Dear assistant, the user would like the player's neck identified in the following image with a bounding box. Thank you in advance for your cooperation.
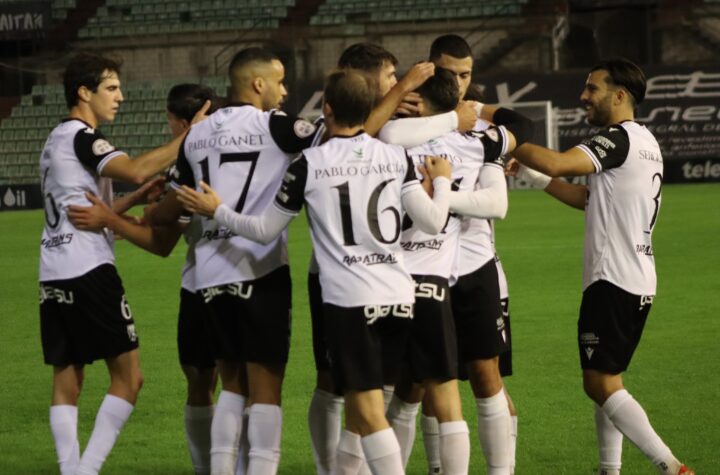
[232,91,262,110]
[327,123,363,138]
[608,106,634,126]
[68,105,99,129]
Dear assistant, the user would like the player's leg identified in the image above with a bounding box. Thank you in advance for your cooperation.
[76,348,143,475]
[42,286,84,475]
[420,401,442,475]
[579,281,693,475]
[424,379,470,475]
[179,288,219,475]
[345,389,404,475]
[307,271,344,475]
[386,372,423,468]
[498,297,518,475]
[211,360,247,475]
[452,263,511,475]
[51,365,84,475]
[242,266,291,475]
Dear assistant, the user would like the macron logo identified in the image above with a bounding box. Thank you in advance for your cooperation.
[585,347,595,360]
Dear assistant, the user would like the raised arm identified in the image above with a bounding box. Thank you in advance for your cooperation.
[402,156,452,234]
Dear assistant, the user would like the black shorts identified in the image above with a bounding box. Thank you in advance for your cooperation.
[450,260,507,367]
[578,280,652,374]
[408,275,458,383]
[324,303,412,392]
[498,297,513,377]
[200,265,291,365]
[308,272,331,372]
[177,287,215,370]
[40,263,139,366]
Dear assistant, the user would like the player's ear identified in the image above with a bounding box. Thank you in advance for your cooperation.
[252,76,264,95]
[614,88,626,106]
[78,85,93,104]
[322,101,333,119]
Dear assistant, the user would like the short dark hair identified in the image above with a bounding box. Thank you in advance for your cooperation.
[63,53,122,109]
[463,83,486,102]
[591,58,646,105]
[166,84,220,122]
[416,67,460,114]
[337,43,398,72]
[429,35,473,61]
[324,69,375,128]
[228,47,279,76]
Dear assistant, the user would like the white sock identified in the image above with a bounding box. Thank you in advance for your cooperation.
[510,415,518,475]
[602,390,681,475]
[211,391,245,475]
[595,404,622,473]
[386,396,420,468]
[383,385,394,413]
[247,403,282,475]
[421,415,442,475]
[308,389,344,475]
[185,405,214,475]
[236,407,250,475]
[50,405,80,475]
[361,428,404,475]
[335,430,365,475]
[75,395,134,475]
[476,390,511,475]
[439,421,470,475]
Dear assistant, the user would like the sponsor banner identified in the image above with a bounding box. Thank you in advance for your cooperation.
[0,2,49,39]
[475,66,720,183]
[0,184,42,210]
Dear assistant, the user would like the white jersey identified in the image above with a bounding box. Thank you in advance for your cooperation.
[170,103,317,289]
[39,119,126,281]
[274,132,421,307]
[452,119,503,277]
[402,125,509,279]
[576,121,662,295]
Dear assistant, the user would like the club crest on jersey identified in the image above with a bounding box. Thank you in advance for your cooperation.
[293,120,317,139]
[484,129,499,142]
[92,139,115,156]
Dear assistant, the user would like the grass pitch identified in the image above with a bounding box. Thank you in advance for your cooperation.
[0,184,718,474]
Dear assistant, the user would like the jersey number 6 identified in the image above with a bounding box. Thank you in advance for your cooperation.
[333,179,401,246]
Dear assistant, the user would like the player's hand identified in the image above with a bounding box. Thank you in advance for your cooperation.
[396,92,423,117]
[455,101,478,132]
[190,100,212,125]
[398,62,435,93]
[424,155,452,181]
[505,157,520,176]
[67,192,113,232]
[416,163,434,197]
[510,160,552,189]
[176,181,222,218]
[130,175,166,205]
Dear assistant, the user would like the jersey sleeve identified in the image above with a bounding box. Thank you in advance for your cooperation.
[73,127,125,174]
[268,111,319,154]
[465,125,509,168]
[168,136,196,190]
[274,155,308,215]
[575,126,630,172]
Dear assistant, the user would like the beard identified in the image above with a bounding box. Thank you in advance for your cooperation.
[586,94,613,126]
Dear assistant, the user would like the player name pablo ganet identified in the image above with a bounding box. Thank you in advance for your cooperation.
[187,134,265,152]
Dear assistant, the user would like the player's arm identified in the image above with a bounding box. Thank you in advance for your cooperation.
[449,165,508,219]
[144,138,195,226]
[111,176,166,214]
[402,155,452,234]
[364,62,435,136]
[377,101,478,148]
[94,101,210,185]
[448,108,534,218]
[68,193,184,256]
[176,156,308,244]
[269,112,320,154]
[510,161,587,210]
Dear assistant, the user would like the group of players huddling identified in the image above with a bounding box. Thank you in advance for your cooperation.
[39,33,694,475]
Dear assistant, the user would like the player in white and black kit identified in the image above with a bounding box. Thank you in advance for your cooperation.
[176,69,453,475]
[68,83,221,475]
[147,47,320,475]
[512,58,694,475]
[40,53,204,475]
[381,68,533,475]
